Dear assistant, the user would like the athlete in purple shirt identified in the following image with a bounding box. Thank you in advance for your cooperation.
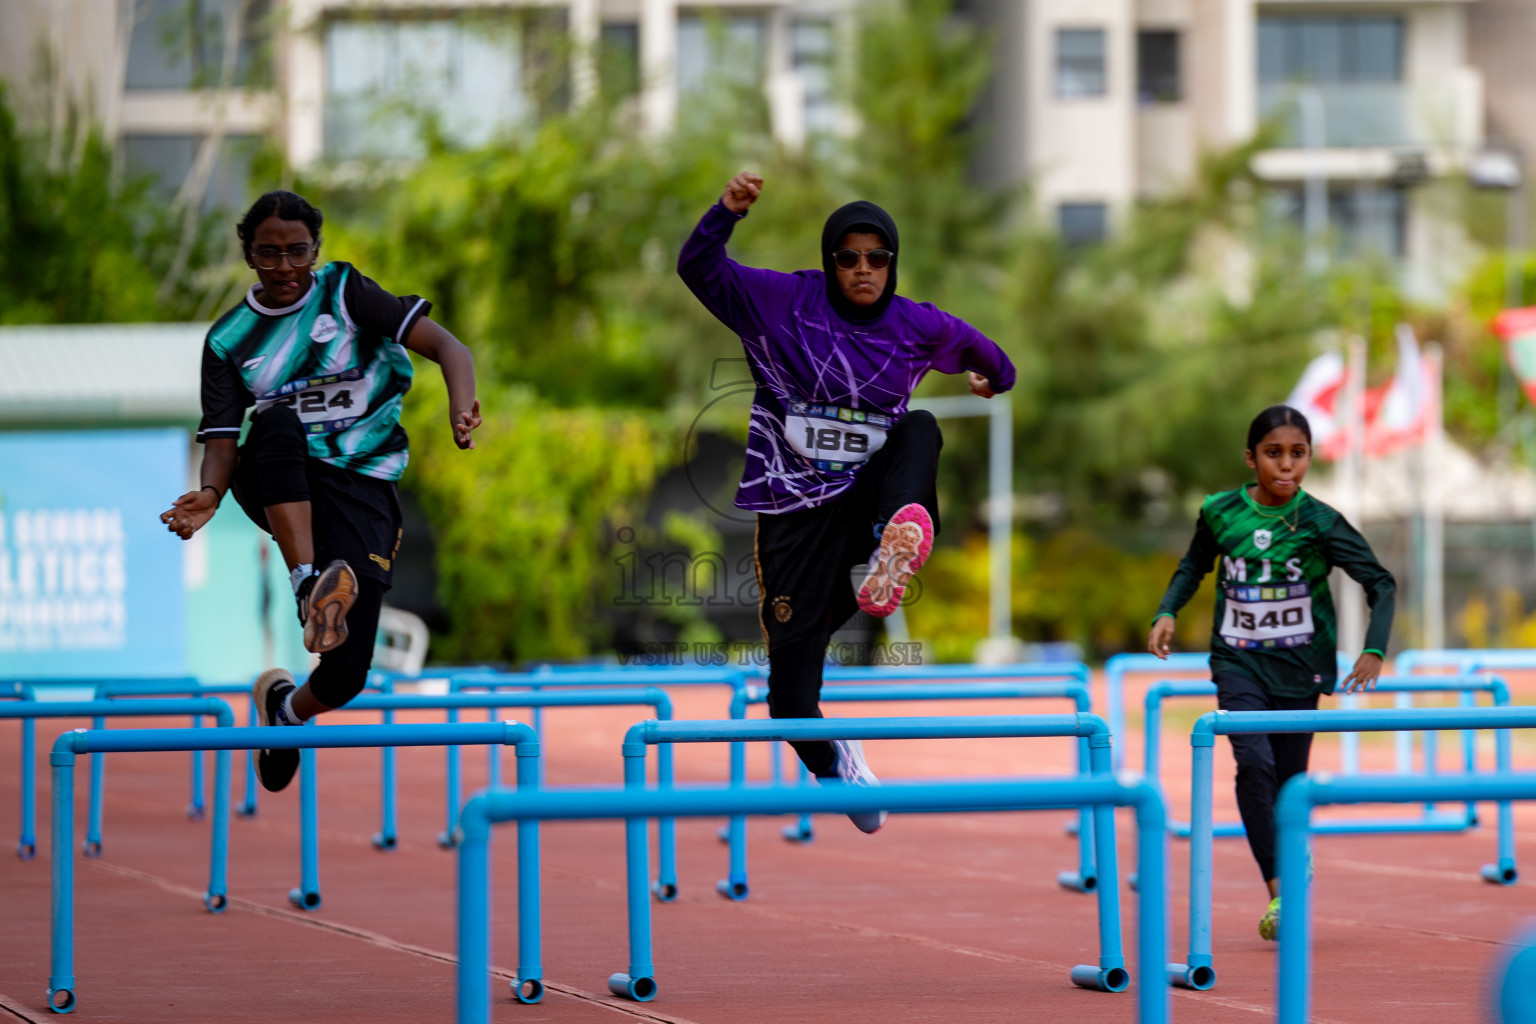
[679,171,1016,833]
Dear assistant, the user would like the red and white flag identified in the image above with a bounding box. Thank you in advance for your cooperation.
[1287,350,1349,459]
[1493,306,1536,405]
[1362,324,1435,457]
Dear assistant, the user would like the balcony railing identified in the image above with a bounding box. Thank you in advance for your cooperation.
[1258,83,1411,148]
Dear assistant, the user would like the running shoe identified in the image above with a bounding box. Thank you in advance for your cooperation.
[298,560,358,654]
[831,738,887,834]
[253,668,302,793]
[1259,896,1281,941]
[856,503,933,618]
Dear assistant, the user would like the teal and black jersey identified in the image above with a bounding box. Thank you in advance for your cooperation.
[195,262,430,481]
[1155,487,1396,698]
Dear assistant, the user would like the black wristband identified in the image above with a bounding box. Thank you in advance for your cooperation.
[201,484,223,505]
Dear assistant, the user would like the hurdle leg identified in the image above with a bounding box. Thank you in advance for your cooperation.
[19,717,36,860]
[439,708,462,848]
[782,760,815,843]
[47,748,77,1013]
[1460,690,1479,825]
[1275,800,1314,1024]
[1133,793,1171,1024]
[718,737,749,900]
[653,739,678,902]
[486,707,502,788]
[511,743,544,1003]
[611,747,658,1001]
[84,717,105,857]
[289,747,321,910]
[456,807,493,1024]
[1168,737,1216,989]
[206,749,231,912]
[1070,738,1126,991]
[238,694,259,817]
[187,715,206,821]
[1482,725,1518,885]
[373,708,398,850]
[1058,735,1096,892]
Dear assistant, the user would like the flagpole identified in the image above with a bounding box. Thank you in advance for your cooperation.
[1337,336,1367,775]
[1424,343,1445,650]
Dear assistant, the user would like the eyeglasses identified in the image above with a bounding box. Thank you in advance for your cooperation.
[831,248,893,271]
[251,244,320,270]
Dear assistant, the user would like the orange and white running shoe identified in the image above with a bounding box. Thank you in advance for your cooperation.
[856,502,933,618]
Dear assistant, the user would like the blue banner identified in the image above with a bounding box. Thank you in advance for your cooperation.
[0,429,187,677]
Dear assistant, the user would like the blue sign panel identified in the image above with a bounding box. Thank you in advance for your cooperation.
[0,429,187,677]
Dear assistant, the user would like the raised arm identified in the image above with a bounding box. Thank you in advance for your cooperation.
[677,172,799,334]
[405,318,481,450]
[928,311,1017,397]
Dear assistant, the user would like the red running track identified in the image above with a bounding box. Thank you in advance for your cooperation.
[1,675,1534,1023]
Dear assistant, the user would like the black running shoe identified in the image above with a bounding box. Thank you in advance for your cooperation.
[298,560,358,654]
[253,668,301,793]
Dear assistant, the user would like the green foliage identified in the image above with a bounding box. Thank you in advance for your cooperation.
[400,371,665,661]
[0,85,163,323]
[905,529,1213,662]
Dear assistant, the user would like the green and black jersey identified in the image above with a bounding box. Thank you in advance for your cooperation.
[1155,486,1396,698]
[195,262,430,481]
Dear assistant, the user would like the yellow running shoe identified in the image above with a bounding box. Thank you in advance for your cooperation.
[1259,897,1281,941]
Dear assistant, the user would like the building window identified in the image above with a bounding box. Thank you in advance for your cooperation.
[1058,202,1108,247]
[323,15,532,162]
[1137,30,1180,104]
[677,12,767,95]
[1055,29,1106,98]
[121,134,259,212]
[1258,16,1404,85]
[792,18,837,136]
[126,0,271,90]
[1268,185,1407,258]
[1257,15,1407,147]
[599,22,640,103]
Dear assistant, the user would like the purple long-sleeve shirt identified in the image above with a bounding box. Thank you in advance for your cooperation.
[679,202,1017,514]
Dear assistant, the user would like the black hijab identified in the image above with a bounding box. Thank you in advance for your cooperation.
[820,200,899,323]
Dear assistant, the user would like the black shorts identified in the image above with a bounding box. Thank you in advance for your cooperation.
[230,410,403,588]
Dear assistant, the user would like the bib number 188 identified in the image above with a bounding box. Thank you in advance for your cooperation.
[804,426,868,454]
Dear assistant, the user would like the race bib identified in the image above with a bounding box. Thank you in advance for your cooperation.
[784,401,891,472]
[256,368,366,434]
[1220,582,1315,650]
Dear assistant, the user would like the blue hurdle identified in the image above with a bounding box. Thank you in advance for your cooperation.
[45,719,539,1015]
[727,679,1102,893]
[1275,772,1536,1024]
[1171,705,1528,992]
[1142,674,1508,838]
[2,698,233,860]
[456,775,1170,1023]
[341,689,681,900]
[619,714,1131,992]
[1103,652,1210,771]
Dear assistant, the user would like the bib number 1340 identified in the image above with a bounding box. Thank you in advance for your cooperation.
[1219,583,1315,650]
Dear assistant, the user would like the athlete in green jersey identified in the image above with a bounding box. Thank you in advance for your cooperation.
[1148,404,1395,940]
[160,190,482,793]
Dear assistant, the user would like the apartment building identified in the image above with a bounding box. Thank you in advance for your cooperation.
[3,0,1532,296]
[976,0,1535,298]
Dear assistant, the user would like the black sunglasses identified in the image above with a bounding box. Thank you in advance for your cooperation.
[831,248,893,271]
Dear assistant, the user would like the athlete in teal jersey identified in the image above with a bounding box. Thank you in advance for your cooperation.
[199,259,420,481]
[1148,405,1394,940]
[161,191,482,793]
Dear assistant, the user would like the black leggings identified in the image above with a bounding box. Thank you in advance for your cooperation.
[755,410,942,777]
[1214,671,1319,883]
[230,406,384,710]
